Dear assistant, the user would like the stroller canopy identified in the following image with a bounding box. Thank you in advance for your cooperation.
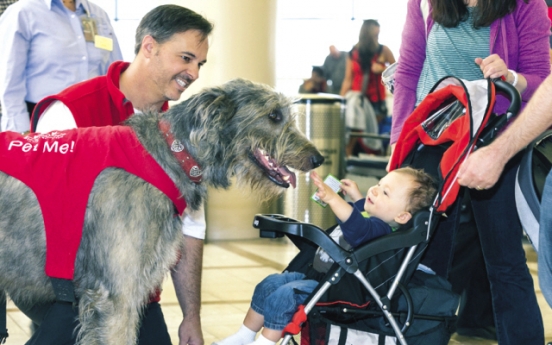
[390,77,496,212]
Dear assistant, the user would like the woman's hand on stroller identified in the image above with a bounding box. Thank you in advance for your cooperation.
[475,54,526,92]
[457,144,508,190]
[475,54,508,80]
[340,179,364,202]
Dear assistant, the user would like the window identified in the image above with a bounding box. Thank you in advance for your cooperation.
[91,0,157,61]
[275,0,407,95]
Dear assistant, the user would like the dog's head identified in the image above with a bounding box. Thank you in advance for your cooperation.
[165,78,324,198]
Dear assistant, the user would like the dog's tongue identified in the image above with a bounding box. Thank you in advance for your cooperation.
[253,149,297,188]
[278,166,296,188]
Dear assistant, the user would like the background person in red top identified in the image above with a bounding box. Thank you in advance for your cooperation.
[25,5,213,345]
[340,19,395,156]
[341,20,396,121]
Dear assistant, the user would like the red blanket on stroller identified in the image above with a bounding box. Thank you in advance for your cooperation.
[389,77,496,212]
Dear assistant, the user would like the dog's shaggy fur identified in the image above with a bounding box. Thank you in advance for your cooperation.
[0,79,324,344]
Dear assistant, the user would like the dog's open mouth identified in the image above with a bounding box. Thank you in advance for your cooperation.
[250,148,297,188]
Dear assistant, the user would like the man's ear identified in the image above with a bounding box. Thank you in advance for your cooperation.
[395,211,412,225]
[140,35,156,58]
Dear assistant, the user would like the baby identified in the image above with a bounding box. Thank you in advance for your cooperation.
[213,167,436,345]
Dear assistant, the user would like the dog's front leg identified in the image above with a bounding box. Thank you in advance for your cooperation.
[74,171,183,345]
[77,287,142,345]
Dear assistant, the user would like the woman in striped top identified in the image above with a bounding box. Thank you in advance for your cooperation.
[391,0,550,344]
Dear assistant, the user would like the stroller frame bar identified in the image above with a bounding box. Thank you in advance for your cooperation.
[353,270,408,345]
[280,267,410,345]
[387,244,419,300]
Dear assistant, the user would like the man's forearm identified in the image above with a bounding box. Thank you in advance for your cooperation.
[491,74,552,161]
[171,235,203,318]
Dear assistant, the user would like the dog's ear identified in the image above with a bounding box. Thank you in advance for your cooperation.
[187,90,237,143]
[184,89,237,189]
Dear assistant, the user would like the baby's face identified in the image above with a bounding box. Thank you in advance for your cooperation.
[364,171,413,225]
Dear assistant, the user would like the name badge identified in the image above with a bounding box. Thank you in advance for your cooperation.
[80,17,97,43]
[94,35,113,51]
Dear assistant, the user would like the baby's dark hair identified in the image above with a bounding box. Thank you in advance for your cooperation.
[393,167,437,214]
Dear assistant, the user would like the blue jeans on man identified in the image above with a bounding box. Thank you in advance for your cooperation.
[468,153,543,345]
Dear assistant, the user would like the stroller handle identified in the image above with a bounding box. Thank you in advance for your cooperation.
[492,78,521,120]
[477,78,521,147]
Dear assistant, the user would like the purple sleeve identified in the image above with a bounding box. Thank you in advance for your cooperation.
[391,0,428,144]
[339,199,392,248]
[511,0,551,103]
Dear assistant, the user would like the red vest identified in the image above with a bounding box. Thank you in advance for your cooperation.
[31,61,168,131]
[0,127,186,280]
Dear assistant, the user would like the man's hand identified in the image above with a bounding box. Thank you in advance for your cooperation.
[178,315,204,345]
[457,145,508,190]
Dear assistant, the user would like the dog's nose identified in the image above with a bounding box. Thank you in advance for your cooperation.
[311,153,325,168]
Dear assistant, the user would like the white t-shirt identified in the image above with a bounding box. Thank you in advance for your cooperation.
[36,101,207,239]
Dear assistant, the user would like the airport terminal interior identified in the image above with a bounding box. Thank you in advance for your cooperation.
[1,0,552,344]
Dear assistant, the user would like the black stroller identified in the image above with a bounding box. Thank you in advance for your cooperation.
[253,77,521,345]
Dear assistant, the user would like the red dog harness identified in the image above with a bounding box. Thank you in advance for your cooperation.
[0,127,186,280]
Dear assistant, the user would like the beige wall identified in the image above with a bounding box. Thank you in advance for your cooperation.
[167,0,280,241]
[167,0,277,93]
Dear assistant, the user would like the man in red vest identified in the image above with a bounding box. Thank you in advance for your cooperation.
[25,5,213,345]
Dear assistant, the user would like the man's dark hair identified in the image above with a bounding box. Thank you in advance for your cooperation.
[134,5,214,55]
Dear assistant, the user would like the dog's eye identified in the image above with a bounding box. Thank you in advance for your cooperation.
[268,111,282,123]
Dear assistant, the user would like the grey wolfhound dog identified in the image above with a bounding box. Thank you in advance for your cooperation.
[0,78,324,344]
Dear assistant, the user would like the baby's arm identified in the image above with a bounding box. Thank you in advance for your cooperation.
[311,171,353,222]
[339,179,364,202]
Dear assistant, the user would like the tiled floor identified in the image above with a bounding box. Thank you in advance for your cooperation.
[5,238,551,345]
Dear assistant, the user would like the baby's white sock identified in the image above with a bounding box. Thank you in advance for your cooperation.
[246,334,277,345]
[212,324,257,345]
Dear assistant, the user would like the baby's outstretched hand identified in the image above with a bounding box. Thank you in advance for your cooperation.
[340,179,363,202]
[311,171,338,204]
